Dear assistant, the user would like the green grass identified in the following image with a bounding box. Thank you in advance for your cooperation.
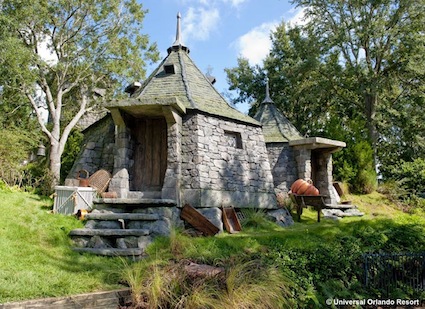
[2,187,425,306]
[0,188,123,303]
[144,192,425,306]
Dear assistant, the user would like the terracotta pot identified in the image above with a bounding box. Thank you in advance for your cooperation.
[77,169,90,187]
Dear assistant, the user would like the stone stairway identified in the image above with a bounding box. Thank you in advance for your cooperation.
[322,202,364,219]
[69,198,179,258]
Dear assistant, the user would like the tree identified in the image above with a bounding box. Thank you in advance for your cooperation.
[0,0,159,187]
[292,0,425,164]
[226,0,425,186]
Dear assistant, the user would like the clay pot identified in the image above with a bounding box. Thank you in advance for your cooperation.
[77,169,89,187]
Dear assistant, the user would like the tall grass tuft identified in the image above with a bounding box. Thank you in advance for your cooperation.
[121,256,294,309]
[220,259,293,309]
[120,258,174,309]
[120,259,148,306]
[240,208,278,231]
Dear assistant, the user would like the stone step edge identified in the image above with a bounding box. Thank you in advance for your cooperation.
[85,213,160,221]
[324,203,356,209]
[72,247,144,256]
[93,198,177,206]
[69,228,150,237]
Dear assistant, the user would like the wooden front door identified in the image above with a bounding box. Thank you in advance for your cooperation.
[131,117,168,191]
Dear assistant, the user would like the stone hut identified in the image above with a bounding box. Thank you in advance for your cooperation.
[253,79,345,205]
[67,14,346,212]
[66,13,277,210]
[63,13,348,256]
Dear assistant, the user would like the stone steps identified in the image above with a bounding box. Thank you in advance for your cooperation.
[70,198,179,258]
[84,212,159,221]
[72,247,144,257]
[70,228,150,237]
[324,203,355,209]
[93,198,177,207]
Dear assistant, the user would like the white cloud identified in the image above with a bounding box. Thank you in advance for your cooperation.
[37,35,58,65]
[183,7,220,42]
[221,0,248,7]
[287,7,308,27]
[181,0,248,8]
[232,8,310,66]
[233,21,277,65]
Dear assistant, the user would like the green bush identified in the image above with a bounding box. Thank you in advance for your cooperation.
[379,159,425,211]
[389,158,425,195]
[0,128,37,187]
[22,161,54,196]
[60,129,83,183]
[334,140,377,194]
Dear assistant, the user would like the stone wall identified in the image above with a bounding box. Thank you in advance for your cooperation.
[314,151,338,204]
[293,148,338,205]
[266,143,298,195]
[65,115,115,186]
[181,113,277,209]
[294,148,312,180]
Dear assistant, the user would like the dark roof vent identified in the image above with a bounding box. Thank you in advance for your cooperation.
[207,75,216,85]
[164,63,176,74]
[124,81,142,95]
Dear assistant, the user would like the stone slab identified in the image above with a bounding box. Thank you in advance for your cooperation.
[93,198,176,206]
[84,213,160,221]
[69,228,150,237]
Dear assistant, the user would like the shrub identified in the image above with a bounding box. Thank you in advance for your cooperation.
[0,128,53,194]
[60,129,83,183]
[335,140,377,194]
[0,128,36,187]
[388,158,425,195]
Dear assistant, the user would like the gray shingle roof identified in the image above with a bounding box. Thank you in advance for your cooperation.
[107,13,259,125]
[253,82,303,142]
[125,47,259,125]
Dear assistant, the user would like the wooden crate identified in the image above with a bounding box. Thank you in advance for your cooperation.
[53,186,96,215]
[180,204,219,236]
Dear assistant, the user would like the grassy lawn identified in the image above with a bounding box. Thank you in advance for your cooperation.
[1,186,424,306]
[0,188,124,303]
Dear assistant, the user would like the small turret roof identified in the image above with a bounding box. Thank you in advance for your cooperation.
[253,78,303,142]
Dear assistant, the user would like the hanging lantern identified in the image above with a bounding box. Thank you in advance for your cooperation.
[37,143,46,156]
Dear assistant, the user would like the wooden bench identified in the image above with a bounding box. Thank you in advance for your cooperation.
[290,194,328,222]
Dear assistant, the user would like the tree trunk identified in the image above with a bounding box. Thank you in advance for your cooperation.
[49,140,61,188]
[365,92,378,166]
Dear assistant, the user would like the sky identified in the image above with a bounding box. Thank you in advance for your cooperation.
[140,0,306,114]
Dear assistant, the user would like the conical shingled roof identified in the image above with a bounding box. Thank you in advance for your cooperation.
[111,13,259,126]
[253,79,303,142]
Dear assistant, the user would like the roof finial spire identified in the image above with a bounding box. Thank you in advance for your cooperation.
[173,12,182,47]
[262,76,274,104]
[168,12,189,54]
